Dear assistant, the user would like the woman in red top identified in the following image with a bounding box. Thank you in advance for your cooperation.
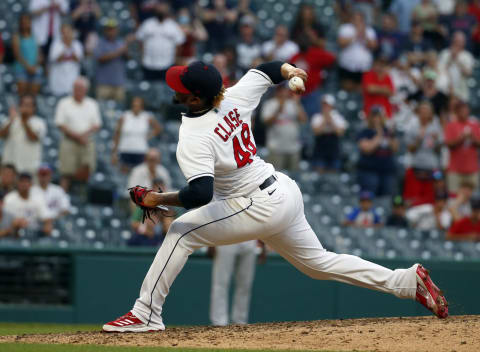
[447,197,480,241]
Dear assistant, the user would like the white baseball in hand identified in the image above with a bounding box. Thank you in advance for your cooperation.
[288,76,305,92]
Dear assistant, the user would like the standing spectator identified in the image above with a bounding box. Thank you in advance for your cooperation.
[440,1,475,46]
[29,0,69,58]
[136,2,185,81]
[0,165,17,195]
[344,191,382,228]
[403,101,443,206]
[404,21,432,68]
[290,40,336,117]
[377,14,405,62]
[94,19,132,103]
[0,192,21,238]
[48,23,84,96]
[55,77,102,191]
[406,191,452,230]
[129,0,159,27]
[0,95,46,175]
[176,7,208,65]
[386,195,409,228]
[438,31,474,102]
[389,0,421,34]
[70,0,101,52]
[412,0,444,50]
[128,178,172,246]
[362,54,395,118]
[444,101,480,194]
[31,164,70,219]
[209,241,263,326]
[127,148,172,192]
[262,25,299,62]
[260,85,307,171]
[447,196,480,241]
[112,97,162,172]
[311,95,348,173]
[407,70,449,121]
[469,0,480,55]
[357,106,398,196]
[291,4,325,49]
[13,13,42,96]
[235,15,261,73]
[337,12,377,91]
[200,0,238,53]
[3,173,53,235]
[448,181,474,222]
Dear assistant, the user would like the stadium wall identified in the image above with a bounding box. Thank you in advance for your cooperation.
[0,247,478,325]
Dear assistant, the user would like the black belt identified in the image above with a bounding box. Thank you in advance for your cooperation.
[259,175,277,190]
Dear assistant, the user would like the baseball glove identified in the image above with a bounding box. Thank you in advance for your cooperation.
[128,185,172,223]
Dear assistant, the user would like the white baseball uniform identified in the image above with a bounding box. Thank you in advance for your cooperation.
[131,69,418,330]
[210,241,258,326]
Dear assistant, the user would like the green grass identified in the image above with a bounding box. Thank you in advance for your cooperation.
[0,322,99,336]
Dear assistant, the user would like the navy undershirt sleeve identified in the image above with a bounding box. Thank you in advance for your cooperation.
[255,61,285,84]
[178,176,214,210]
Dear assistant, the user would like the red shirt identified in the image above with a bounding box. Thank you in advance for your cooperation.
[362,70,394,118]
[449,217,480,239]
[290,47,335,95]
[444,118,480,173]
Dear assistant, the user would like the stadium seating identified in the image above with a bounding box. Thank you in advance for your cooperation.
[1,0,480,261]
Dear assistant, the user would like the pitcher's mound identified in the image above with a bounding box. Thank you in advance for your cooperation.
[2,315,479,351]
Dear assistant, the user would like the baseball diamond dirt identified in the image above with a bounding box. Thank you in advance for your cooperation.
[1,315,479,352]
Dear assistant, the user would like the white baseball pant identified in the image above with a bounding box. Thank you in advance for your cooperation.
[210,241,257,326]
[132,172,418,330]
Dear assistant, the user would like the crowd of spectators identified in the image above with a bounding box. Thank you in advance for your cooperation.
[1,0,480,244]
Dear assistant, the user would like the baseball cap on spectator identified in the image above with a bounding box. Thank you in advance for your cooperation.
[370,104,384,115]
[38,164,52,175]
[239,15,256,27]
[359,191,374,201]
[103,18,118,27]
[424,69,437,81]
[392,195,404,207]
[18,173,32,181]
[322,94,336,106]
[432,170,443,180]
[166,61,223,99]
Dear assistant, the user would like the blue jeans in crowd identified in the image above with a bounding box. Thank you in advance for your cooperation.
[357,170,395,197]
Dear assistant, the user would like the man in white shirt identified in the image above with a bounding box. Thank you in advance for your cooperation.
[48,23,84,96]
[3,173,53,235]
[236,15,262,73]
[406,191,452,231]
[127,148,172,194]
[337,12,377,90]
[438,31,474,102]
[55,77,102,191]
[0,95,46,175]
[29,0,69,56]
[136,2,185,81]
[262,25,299,62]
[32,164,70,219]
[261,84,307,171]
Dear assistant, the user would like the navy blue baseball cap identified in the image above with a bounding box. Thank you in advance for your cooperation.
[359,191,374,200]
[166,61,223,99]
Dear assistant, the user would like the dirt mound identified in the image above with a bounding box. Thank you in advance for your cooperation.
[1,315,479,351]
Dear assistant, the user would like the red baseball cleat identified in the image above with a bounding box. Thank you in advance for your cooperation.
[415,265,448,319]
[103,312,161,332]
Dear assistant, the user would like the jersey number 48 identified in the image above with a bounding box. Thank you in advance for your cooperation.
[233,123,257,168]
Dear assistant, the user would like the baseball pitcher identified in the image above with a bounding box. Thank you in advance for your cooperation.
[103,61,448,332]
